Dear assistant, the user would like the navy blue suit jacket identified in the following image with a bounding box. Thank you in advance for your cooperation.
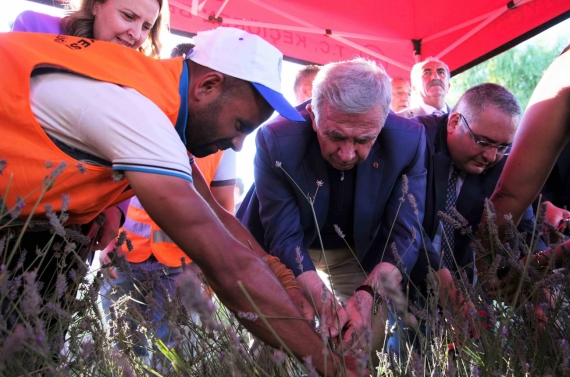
[237,107,432,284]
[415,114,543,284]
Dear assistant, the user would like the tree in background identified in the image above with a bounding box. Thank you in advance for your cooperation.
[448,37,567,111]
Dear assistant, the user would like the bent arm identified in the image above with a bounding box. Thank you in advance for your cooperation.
[210,185,235,213]
[490,51,570,229]
[253,127,317,275]
[126,171,340,374]
[190,162,269,259]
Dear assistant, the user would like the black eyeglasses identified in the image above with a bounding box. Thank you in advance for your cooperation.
[459,114,511,156]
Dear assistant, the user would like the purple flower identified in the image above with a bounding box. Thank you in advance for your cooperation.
[295,246,304,272]
[45,204,66,237]
[237,311,259,321]
[61,194,70,212]
[334,224,345,239]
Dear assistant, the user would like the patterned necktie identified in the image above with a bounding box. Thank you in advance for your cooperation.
[433,109,444,116]
[442,167,460,270]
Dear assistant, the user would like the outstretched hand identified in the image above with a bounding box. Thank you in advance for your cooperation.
[286,287,316,322]
[543,201,569,243]
[340,291,374,356]
[296,271,348,339]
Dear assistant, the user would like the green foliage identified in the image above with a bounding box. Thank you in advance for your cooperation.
[448,39,567,111]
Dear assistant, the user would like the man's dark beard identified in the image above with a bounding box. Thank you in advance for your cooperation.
[185,97,223,157]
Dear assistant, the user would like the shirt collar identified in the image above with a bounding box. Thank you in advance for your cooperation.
[174,60,189,145]
[420,102,447,115]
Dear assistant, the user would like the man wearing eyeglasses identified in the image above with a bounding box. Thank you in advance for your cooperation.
[412,83,542,285]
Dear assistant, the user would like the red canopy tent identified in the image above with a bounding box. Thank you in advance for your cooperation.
[166,0,570,78]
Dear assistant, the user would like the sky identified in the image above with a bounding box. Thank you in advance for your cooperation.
[2,0,569,191]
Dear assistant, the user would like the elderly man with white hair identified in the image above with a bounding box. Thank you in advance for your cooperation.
[237,58,460,356]
[398,57,451,118]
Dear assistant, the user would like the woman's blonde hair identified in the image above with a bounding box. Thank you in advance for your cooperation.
[63,0,169,59]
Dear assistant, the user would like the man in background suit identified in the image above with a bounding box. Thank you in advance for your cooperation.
[397,57,451,118]
[415,83,542,285]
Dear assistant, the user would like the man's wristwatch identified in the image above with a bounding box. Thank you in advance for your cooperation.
[354,284,381,315]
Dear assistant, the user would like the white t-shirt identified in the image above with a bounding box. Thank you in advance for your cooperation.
[211,149,237,187]
[30,72,193,182]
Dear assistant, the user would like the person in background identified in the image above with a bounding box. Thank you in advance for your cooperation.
[397,57,451,118]
[293,64,321,105]
[390,77,411,112]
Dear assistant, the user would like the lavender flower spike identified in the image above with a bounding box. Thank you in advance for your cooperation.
[237,311,259,321]
[334,224,346,239]
[295,246,304,272]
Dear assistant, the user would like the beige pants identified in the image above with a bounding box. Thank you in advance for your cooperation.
[308,247,388,358]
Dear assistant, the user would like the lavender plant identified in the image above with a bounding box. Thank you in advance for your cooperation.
[0,158,569,377]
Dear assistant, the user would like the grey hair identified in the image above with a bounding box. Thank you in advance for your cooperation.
[311,58,391,122]
[451,83,521,123]
[410,57,450,88]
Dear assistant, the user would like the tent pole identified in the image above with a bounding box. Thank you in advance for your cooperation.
[215,0,231,18]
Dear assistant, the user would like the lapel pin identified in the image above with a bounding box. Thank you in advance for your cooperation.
[373,162,379,169]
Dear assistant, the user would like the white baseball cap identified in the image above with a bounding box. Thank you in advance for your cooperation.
[187,27,304,122]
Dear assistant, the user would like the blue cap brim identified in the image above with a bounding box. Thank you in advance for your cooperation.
[252,83,305,122]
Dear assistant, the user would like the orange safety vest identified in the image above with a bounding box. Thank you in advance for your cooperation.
[0,33,186,225]
[195,151,224,186]
[122,152,223,267]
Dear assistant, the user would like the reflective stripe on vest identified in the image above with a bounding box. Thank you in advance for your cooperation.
[129,197,145,210]
[122,196,191,267]
[153,230,175,244]
[123,217,151,239]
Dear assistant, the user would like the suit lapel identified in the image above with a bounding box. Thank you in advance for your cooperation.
[353,142,384,260]
[432,152,451,237]
[456,173,482,219]
[302,134,329,232]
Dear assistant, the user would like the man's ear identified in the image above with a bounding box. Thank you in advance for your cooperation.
[307,103,318,132]
[191,71,224,103]
[302,83,312,99]
[447,113,461,133]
